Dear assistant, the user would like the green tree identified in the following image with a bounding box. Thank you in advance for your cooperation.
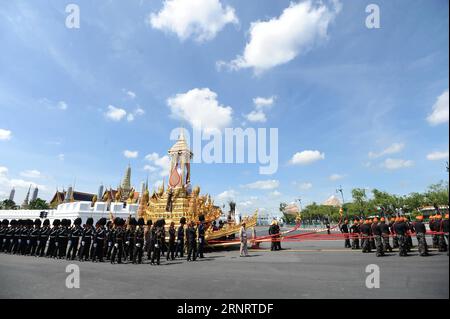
[28,198,50,210]
[351,188,367,215]
[424,181,449,206]
[0,199,16,210]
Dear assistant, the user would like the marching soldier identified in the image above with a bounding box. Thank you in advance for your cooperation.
[360,219,371,253]
[28,219,41,256]
[371,218,384,257]
[144,220,153,260]
[111,217,125,264]
[412,215,428,256]
[167,221,176,261]
[379,217,393,252]
[66,218,82,260]
[368,219,376,250]
[350,219,360,249]
[56,219,69,259]
[125,217,137,262]
[46,219,60,257]
[197,215,206,259]
[92,218,107,262]
[390,217,399,248]
[5,219,16,253]
[394,217,408,256]
[133,218,145,264]
[78,217,94,261]
[339,219,351,248]
[36,219,50,257]
[0,219,8,252]
[175,217,186,258]
[404,216,413,252]
[12,219,23,255]
[19,219,31,255]
[151,219,165,265]
[186,220,197,262]
[105,221,113,260]
[429,215,438,248]
[436,214,447,253]
[269,220,277,251]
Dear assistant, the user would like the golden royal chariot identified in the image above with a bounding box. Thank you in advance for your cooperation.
[131,130,257,243]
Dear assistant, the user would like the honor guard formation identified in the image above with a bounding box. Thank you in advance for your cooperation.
[0,214,208,265]
[339,213,449,257]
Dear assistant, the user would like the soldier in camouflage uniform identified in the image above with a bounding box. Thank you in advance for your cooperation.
[390,217,399,249]
[394,217,408,256]
[360,220,371,253]
[436,214,448,253]
[350,220,360,249]
[412,215,428,256]
[379,217,392,252]
[371,218,384,257]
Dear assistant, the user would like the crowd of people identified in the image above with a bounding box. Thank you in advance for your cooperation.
[0,215,208,265]
[339,214,449,257]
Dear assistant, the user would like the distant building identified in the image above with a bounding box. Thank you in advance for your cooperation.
[322,195,342,207]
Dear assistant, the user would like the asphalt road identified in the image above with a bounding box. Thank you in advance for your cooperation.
[0,233,448,299]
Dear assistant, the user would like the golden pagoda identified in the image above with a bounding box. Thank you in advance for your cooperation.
[142,129,257,242]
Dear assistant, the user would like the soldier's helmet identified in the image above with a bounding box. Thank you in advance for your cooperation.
[113,217,121,226]
[43,219,50,226]
[86,217,94,226]
[106,220,112,228]
[2,219,9,226]
[119,218,126,226]
[74,217,82,226]
[180,217,186,225]
[67,219,72,227]
[198,215,205,222]
[445,214,449,220]
[61,219,67,227]
[98,217,107,226]
[53,219,61,227]
[34,218,41,226]
[415,215,424,221]
[138,217,145,226]
[147,219,153,226]
[129,217,137,226]
[10,219,17,226]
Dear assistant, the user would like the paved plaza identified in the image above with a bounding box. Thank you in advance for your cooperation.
[1,228,448,299]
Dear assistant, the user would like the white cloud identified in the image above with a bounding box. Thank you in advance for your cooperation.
[269,190,282,197]
[0,129,12,141]
[243,179,279,190]
[290,150,325,165]
[145,152,171,177]
[253,96,275,109]
[143,165,157,172]
[427,90,449,126]
[245,110,266,123]
[58,154,65,161]
[381,158,414,170]
[329,174,344,181]
[298,182,313,190]
[217,189,238,200]
[123,150,139,159]
[167,88,233,132]
[127,113,135,122]
[57,101,68,110]
[426,151,449,161]
[134,107,145,116]
[127,90,136,99]
[368,143,405,158]
[20,170,42,179]
[0,166,8,176]
[149,0,238,42]
[221,0,340,73]
[105,105,127,121]
[8,179,46,191]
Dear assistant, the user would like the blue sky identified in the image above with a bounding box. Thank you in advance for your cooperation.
[0,0,448,216]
